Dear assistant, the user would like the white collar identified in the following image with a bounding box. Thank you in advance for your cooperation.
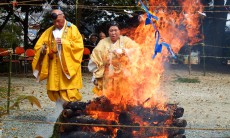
[53,20,66,39]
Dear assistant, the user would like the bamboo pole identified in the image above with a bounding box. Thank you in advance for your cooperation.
[201,18,206,76]
[7,48,12,114]
[76,0,78,25]
[7,0,17,114]
[188,46,191,75]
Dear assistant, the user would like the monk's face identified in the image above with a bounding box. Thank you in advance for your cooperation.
[52,10,65,29]
[108,26,120,43]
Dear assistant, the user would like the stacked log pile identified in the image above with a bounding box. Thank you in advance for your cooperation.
[53,96,187,138]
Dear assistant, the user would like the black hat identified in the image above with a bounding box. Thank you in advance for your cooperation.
[51,12,63,20]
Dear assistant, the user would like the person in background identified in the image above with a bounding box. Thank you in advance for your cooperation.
[88,21,139,95]
[81,33,88,44]
[32,9,84,105]
[85,33,98,53]
[81,33,90,60]
[99,31,106,40]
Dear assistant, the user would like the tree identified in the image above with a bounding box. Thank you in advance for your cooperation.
[0,0,46,49]
[76,0,140,36]
[0,24,23,49]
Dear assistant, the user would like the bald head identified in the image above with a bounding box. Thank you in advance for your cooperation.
[51,9,65,29]
[52,9,63,15]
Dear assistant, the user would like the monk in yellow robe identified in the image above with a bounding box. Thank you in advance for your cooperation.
[88,21,139,97]
[32,9,84,103]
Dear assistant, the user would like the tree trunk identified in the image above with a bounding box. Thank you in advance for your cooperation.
[23,10,29,49]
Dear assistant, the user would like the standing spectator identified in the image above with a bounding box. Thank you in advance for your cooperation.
[85,33,98,53]
[81,33,90,60]
[32,9,84,104]
[81,33,88,44]
[99,31,106,40]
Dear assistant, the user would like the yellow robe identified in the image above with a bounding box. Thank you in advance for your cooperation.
[90,36,139,96]
[32,21,84,102]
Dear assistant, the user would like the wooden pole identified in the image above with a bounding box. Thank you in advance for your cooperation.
[201,18,206,76]
[7,0,16,114]
[75,0,79,26]
[7,48,12,114]
[188,46,191,75]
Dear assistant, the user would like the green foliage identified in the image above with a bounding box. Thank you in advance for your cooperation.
[175,77,200,83]
[0,86,41,117]
[10,95,41,110]
[0,24,23,49]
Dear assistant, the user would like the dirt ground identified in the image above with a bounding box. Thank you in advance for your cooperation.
[0,64,230,138]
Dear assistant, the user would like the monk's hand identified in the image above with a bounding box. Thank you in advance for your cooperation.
[56,38,62,45]
[41,44,47,55]
[113,48,126,58]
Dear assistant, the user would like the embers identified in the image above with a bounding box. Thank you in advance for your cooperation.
[53,96,187,138]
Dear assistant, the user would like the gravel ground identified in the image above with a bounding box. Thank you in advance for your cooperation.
[0,64,230,138]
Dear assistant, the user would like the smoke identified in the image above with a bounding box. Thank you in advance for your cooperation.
[35,100,64,138]
[47,100,64,122]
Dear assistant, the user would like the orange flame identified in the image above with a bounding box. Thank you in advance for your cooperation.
[90,0,203,136]
[101,0,203,107]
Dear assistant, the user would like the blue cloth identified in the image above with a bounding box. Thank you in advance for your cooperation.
[139,0,176,59]
[139,0,158,25]
[152,31,176,59]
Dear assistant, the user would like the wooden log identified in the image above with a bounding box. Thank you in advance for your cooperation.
[173,107,184,118]
[172,119,187,127]
[136,108,171,124]
[60,115,117,133]
[117,129,133,138]
[86,96,113,112]
[168,128,185,137]
[56,97,187,137]
[63,101,89,111]
[85,98,181,125]
[171,134,186,138]
[61,109,84,118]
[118,111,132,125]
[60,131,111,138]
[68,115,117,124]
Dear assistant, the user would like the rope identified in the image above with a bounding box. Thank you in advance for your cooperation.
[0,2,229,9]
[0,118,230,131]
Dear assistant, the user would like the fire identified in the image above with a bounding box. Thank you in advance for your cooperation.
[101,0,203,106]
[87,0,202,137]
[89,111,118,121]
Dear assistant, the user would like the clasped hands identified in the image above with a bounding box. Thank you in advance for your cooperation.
[113,48,127,58]
[41,38,62,54]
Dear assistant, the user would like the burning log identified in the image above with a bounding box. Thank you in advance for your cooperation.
[118,111,133,125]
[60,131,111,138]
[53,96,187,137]
[68,115,117,125]
[116,129,133,138]
[171,134,186,138]
[62,109,84,118]
[59,115,117,133]
[63,101,89,111]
